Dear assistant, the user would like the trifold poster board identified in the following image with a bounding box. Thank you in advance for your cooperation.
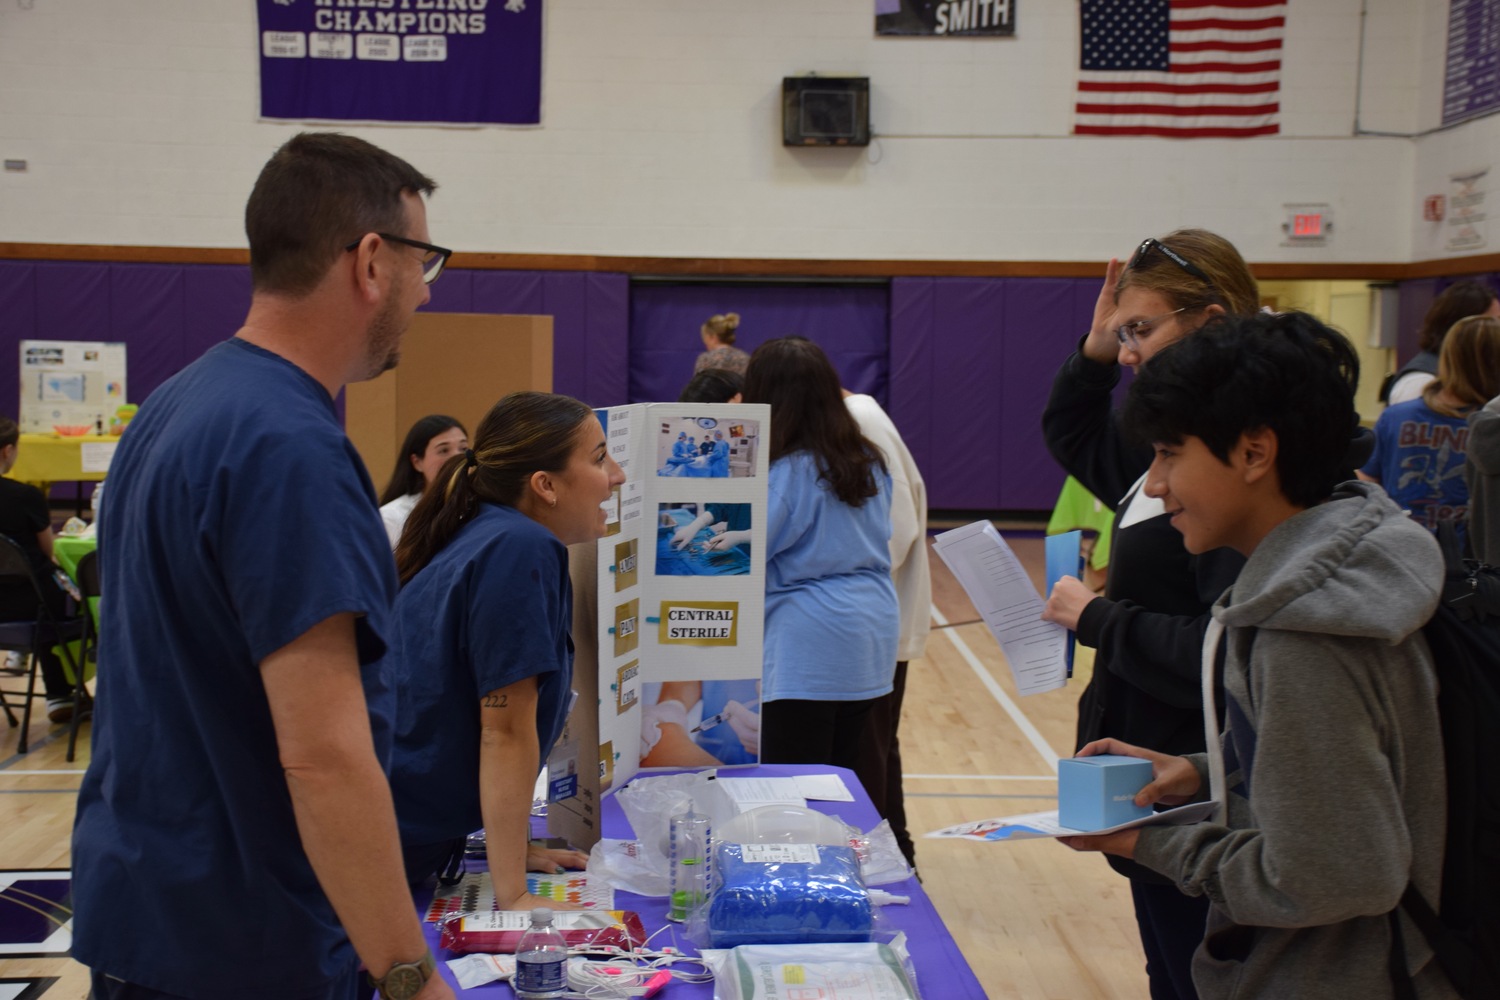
[19,340,127,433]
[568,403,771,827]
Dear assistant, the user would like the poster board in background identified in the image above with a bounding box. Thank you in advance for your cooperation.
[19,340,127,433]
[344,313,552,486]
[548,539,604,852]
[590,403,771,796]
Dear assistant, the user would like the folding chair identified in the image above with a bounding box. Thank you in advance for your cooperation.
[67,549,100,762]
[0,535,89,754]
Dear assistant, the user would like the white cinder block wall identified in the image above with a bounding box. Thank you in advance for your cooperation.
[0,0,1493,265]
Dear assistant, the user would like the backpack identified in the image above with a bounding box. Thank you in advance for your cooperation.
[1378,351,1440,405]
[1391,521,1500,1000]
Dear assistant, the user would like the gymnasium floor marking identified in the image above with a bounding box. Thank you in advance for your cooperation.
[907,774,1056,781]
[0,870,71,958]
[931,605,1059,775]
[0,978,61,1000]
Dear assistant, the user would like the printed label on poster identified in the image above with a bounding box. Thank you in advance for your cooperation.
[658,601,739,646]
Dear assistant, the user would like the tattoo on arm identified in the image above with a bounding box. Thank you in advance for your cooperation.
[483,693,509,709]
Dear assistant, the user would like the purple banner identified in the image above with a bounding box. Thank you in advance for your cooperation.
[257,0,542,125]
[1444,0,1500,126]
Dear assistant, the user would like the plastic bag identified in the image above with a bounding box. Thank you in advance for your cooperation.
[692,841,874,949]
[859,819,916,886]
[614,773,700,869]
[702,938,923,1000]
[587,837,672,897]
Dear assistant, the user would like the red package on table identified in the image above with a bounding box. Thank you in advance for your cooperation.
[439,909,648,955]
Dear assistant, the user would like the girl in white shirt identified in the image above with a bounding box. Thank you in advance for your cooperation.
[377,414,468,549]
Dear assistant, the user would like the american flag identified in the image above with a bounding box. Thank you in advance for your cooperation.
[1075,0,1285,138]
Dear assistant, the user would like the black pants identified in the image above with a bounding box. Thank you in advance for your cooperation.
[0,578,73,700]
[1131,878,1211,1000]
[865,661,914,866]
[760,696,888,816]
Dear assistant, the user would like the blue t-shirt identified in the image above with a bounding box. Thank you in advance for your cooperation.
[389,503,574,848]
[71,339,398,998]
[763,451,898,702]
[1362,398,1471,532]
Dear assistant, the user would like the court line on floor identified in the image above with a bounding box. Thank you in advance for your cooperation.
[0,770,86,776]
[931,605,1059,775]
[907,773,1055,781]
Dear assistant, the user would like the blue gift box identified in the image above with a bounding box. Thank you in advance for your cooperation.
[1058,754,1153,831]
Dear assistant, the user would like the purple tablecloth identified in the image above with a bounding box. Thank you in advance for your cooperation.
[414,763,986,998]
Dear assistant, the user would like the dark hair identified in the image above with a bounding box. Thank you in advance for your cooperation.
[1122,311,1360,508]
[1424,315,1500,417]
[245,132,437,297]
[378,414,467,505]
[1117,228,1260,318]
[1417,280,1498,354]
[741,336,885,507]
[679,368,744,403]
[395,391,595,584]
[0,417,17,450]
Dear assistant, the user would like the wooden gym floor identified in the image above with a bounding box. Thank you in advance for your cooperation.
[0,529,1149,999]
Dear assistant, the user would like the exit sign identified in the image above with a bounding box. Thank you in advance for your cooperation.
[1291,213,1324,237]
[1282,203,1332,246]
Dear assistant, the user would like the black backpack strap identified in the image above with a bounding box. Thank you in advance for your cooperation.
[1399,882,1475,995]
[1390,900,1417,1000]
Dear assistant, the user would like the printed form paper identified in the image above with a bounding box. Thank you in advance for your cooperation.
[924,801,1217,842]
[933,521,1068,695]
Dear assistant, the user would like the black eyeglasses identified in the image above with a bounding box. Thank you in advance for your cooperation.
[1128,238,1216,289]
[345,232,452,285]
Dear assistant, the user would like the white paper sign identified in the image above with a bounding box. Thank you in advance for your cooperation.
[932,521,1068,695]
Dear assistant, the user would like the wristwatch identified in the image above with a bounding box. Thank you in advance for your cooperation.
[369,952,437,1000]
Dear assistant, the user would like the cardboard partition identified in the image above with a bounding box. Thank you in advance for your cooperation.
[344,312,552,485]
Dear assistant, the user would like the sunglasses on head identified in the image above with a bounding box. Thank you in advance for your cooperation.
[1129,238,1216,290]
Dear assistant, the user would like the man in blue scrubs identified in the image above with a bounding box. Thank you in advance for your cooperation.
[71,134,455,1000]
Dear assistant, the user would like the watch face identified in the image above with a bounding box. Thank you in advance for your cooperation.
[382,965,426,1000]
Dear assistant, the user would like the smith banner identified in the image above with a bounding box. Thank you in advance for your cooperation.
[875,0,1015,37]
[257,0,542,126]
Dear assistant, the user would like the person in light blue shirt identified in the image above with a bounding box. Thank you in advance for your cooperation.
[710,430,731,476]
[742,336,898,811]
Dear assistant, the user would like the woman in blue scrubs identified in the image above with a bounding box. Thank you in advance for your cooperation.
[388,391,624,912]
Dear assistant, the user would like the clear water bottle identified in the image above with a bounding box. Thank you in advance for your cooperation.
[668,804,712,922]
[513,906,568,999]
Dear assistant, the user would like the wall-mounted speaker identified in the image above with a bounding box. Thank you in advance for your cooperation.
[782,76,870,147]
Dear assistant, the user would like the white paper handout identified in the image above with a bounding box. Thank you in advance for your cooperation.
[932,521,1068,695]
[924,801,1218,842]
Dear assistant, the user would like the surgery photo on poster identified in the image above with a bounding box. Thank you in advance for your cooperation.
[639,678,760,768]
[656,416,760,478]
[656,502,752,576]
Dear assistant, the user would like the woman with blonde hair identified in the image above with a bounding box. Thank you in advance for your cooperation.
[1361,315,1500,538]
[386,391,625,910]
[695,312,750,375]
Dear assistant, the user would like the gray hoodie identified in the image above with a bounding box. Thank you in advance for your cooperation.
[1134,482,1457,1000]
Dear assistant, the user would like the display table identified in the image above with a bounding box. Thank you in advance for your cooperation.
[8,432,118,490]
[413,764,985,998]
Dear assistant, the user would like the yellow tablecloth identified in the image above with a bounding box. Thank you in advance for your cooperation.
[6,433,117,490]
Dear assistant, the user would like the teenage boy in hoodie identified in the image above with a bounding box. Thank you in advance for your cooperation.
[1061,311,1456,1000]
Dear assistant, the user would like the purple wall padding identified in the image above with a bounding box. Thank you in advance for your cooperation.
[890,277,1096,511]
[627,283,890,405]
[0,262,631,429]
